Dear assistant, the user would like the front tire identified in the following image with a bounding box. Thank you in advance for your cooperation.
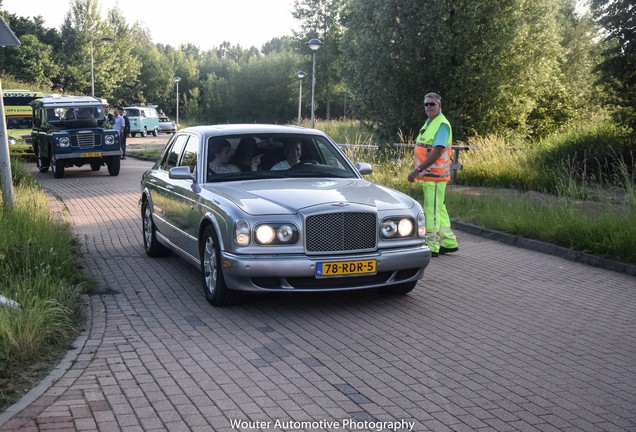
[152,127,158,137]
[36,145,49,173]
[52,159,65,178]
[142,200,170,257]
[107,156,120,176]
[200,225,241,306]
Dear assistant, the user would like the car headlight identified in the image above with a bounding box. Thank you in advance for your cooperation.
[105,135,115,145]
[381,217,415,239]
[234,220,250,246]
[254,223,298,245]
[59,137,70,147]
[8,137,17,145]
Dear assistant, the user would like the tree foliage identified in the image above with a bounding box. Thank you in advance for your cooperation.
[342,0,600,141]
[590,0,636,129]
[0,0,615,141]
[292,0,345,119]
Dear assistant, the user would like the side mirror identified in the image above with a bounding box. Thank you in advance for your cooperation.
[355,162,373,175]
[169,166,196,182]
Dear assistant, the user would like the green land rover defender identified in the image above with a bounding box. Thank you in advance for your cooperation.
[31,96,122,178]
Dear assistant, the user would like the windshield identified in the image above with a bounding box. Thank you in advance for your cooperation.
[6,116,32,129]
[46,106,105,122]
[162,132,361,182]
[203,133,357,182]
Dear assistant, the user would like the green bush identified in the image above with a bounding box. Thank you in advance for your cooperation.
[535,123,635,187]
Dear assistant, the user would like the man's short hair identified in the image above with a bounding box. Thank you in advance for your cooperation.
[424,92,442,104]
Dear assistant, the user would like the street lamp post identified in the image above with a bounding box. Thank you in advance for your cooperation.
[305,38,322,128]
[174,76,181,130]
[90,37,113,97]
[296,71,306,125]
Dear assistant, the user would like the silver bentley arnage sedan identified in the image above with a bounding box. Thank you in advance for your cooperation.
[140,124,431,306]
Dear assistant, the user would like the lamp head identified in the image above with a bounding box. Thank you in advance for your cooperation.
[306,38,323,51]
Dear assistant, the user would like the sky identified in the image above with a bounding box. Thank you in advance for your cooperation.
[2,0,300,50]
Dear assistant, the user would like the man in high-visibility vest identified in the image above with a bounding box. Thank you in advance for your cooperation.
[407,92,459,257]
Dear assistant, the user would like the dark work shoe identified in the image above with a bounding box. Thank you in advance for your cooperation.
[439,246,458,255]
[431,251,439,257]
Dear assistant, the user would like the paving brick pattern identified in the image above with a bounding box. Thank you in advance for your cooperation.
[1,159,635,432]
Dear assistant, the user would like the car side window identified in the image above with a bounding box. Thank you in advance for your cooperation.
[315,140,346,169]
[179,136,199,175]
[161,134,188,171]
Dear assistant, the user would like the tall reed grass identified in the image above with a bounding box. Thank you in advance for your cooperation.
[300,119,378,145]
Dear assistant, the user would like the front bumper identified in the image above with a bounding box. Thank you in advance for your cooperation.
[54,150,122,160]
[220,245,431,292]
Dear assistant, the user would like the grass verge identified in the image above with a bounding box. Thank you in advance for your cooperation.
[0,158,92,411]
[445,188,636,264]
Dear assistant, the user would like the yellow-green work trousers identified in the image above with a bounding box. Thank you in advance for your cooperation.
[422,181,458,253]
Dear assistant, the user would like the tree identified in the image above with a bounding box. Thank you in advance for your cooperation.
[342,0,577,141]
[590,0,636,129]
[2,34,59,89]
[232,52,305,123]
[102,6,142,105]
[56,0,112,95]
[0,12,62,90]
[527,1,602,138]
[261,36,297,55]
[342,0,440,139]
[292,0,345,120]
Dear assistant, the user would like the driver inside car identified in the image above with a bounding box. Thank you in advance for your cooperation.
[271,140,302,170]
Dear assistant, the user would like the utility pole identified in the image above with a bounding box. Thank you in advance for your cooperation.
[0,16,21,208]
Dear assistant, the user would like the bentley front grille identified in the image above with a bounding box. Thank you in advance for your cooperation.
[305,212,377,253]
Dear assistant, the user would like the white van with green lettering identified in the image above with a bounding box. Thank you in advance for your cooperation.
[124,106,159,137]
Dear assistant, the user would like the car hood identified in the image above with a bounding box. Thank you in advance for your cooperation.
[200,178,416,215]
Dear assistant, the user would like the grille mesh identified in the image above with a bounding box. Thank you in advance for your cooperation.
[305,212,377,253]
[73,132,100,149]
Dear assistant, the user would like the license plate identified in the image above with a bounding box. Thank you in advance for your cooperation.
[316,260,376,277]
[82,152,102,158]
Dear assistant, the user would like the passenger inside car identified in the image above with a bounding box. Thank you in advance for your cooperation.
[208,138,241,178]
[63,109,76,120]
[230,136,263,172]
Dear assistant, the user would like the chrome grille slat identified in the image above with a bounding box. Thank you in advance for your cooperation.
[72,131,100,149]
[305,212,377,253]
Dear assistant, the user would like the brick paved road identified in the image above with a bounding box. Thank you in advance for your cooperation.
[1,159,635,432]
